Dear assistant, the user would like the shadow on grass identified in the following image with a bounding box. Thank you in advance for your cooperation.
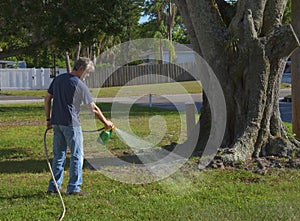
[0,143,187,173]
[0,191,46,200]
[84,143,181,169]
[0,148,29,159]
[0,159,49,173]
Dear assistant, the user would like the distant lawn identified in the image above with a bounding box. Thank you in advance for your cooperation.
[0,81,202,98]
[93,80,202,98]
[0,89,47,98]
[0,102,299,220]
[1,81,291,99]
[280,83,291,89]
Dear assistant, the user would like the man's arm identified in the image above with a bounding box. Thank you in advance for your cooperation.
[87,102,113,128]
[44,92,53,128]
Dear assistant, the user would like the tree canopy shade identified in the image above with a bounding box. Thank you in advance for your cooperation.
[174,0,300,165]
[0,0,143,66]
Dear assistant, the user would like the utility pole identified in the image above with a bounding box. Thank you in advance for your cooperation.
[291,0,300,139]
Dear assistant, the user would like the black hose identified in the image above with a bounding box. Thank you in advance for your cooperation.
[82,127,105,133]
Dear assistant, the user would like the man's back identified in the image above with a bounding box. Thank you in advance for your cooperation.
[48,73,92,126]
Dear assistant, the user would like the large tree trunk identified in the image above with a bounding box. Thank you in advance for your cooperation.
[175,0,300,165]
[292,0,300,139]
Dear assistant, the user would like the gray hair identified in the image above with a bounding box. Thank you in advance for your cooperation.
[73,57,94,71]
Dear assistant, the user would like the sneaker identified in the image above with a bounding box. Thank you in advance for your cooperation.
[46,189,65,195]
[67,191,89,196]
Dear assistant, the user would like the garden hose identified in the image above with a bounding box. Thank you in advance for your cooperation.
[43,127,66,221]
[43,126,106,220]
[82,127,105,133]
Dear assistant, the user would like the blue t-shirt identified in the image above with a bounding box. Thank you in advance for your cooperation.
[48,73,93,126]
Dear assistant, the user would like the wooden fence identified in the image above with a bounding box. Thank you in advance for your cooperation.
[0,63,196,90]
[85,62,197,88]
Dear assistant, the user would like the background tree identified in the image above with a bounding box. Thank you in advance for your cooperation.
[0,0,51,63]
[140,0,190,63]
[171,16,190,44]
[0,0,143,67]
[144,0,177,42]
[142,0,181,63]
[283,0,292,24]
[174,0,300,165]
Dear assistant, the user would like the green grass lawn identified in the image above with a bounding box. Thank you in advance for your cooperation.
[0,81,290,99]
[0,80,202,98]
[0,103,299,220]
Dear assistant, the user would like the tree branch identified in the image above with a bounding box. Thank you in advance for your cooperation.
[266,24,300,59]
[261,0,289,36]
[228,0,267,38]
[174,0,201,54]
[182,0,227,59]
[244,9,258,40]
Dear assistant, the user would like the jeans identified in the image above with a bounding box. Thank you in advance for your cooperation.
[48,125,83,193]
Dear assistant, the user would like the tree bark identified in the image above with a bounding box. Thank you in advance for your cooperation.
[175,0,300,165]
[75,42,81,62]
[65,51,71,73]
[292,0,300,139]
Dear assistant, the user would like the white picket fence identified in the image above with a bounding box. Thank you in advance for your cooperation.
[0,68,67,90]
[0,63,196,90]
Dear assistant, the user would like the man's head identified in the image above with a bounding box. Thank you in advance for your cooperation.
[73,57,95,81]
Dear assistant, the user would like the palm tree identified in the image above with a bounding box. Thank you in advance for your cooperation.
[146,0,178,63]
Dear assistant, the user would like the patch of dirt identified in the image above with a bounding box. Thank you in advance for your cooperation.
[0,119,43,128]
[207,156,300,175]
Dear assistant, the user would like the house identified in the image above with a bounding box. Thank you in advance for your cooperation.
[0,60,27,68]
[0,60,16,68]
[142,43,196,64]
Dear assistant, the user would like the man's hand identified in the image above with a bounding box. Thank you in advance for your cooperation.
[104,120,114,129]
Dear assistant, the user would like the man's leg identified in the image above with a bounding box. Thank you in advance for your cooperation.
[48,125,67,192]
[64,126,83,193]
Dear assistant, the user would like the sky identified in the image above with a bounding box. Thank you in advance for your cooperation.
[139,15,150,24]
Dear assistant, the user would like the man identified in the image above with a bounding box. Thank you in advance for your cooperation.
[45,57,113,195]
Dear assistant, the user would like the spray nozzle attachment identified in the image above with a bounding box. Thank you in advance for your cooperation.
[97,125,115,145]
[106,125,115,131]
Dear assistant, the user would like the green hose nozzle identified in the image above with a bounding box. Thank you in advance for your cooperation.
[97,126,115,145]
